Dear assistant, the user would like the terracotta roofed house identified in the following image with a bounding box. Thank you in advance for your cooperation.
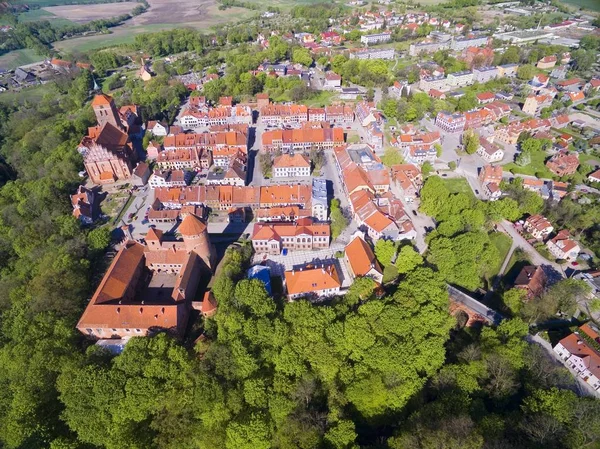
[344,234,383,284]
[514,265,547,299]
[537,55,557,69]
[554,324,600,391]
[523,214,554,240]
[273,153,311,178]
[284,264,341,300]
[547,229,580,261]
[546,151,579,177]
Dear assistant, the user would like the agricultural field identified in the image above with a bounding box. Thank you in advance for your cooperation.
[559,0,600,12]
[43,2,138,23]
[54,0,255,52]
[18,9,75,27]
[0,49,45,71]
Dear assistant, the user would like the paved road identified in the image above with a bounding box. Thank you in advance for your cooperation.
[527,333,599,398]
[498,220,565,275]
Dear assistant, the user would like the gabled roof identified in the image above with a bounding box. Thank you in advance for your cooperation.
[345,235,382,280]
[285,265,341,296]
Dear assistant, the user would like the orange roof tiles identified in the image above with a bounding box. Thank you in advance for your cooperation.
[345,236,382,279]
[285,265,341,296]
[273,153,310,168]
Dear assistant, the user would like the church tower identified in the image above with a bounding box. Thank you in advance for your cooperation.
[178,214,215,270]
[91,94,122,130]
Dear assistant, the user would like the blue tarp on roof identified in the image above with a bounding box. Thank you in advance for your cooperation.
[247,265,272,296]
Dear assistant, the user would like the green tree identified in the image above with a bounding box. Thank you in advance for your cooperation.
[395,245,423,274]
[292,47,313,67]
[517,64,535,80]
[374,239,397,267]
[463,129,479,155]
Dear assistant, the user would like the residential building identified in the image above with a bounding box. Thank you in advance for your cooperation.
[403,145,437,165]
[284,264,341,300]
[472,66,499,83]
[447,70,473,88]
[148,170,187,189]
[514,265,547,299]
[435,111,466,133]
[76,214,215,340]
[262,128,344,152]
[409,40,451,56]
[462,46,494,69]
[156,148,203,171]
[147,121,169,136]
[391,164,422,199]
[251,218,330,255]
[273,153,311,178]
[497,63,518,78]
[479,164,503,184]
[419,75,448,92]
[537,55,557,69]
[524,214,554,240]
[312,178,328,221]
[546,151,579,177]
[260,104,308,126]
[256,206,311,223]
[484,181,502,200]
[477,137,504,163]
[360,32,392,44]
[554,324,600,392]
[522,94,553,115]
[324,104,354,125]
[547,230,580,261]
[324,72,342,88]
[344,234,384,284]
[452,35,489,51]
[308,108,326,122]
[349,48,395,60]
[132,162,151,186]
[588,169,600,183]
[71,186,95,224]
[476,92,496,104]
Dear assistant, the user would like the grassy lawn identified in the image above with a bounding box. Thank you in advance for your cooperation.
[0,49,45,70]
[503,150,555,179]
[441,177,476,201]
[0,84,54,105]
[304,90,337,107]
[487,232,513,278]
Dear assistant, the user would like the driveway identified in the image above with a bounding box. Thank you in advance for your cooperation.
[498,220,565,276]
[527,333,599,398]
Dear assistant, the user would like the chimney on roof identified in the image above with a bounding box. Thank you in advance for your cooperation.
[116,307,120,314]
[139,307,143,314]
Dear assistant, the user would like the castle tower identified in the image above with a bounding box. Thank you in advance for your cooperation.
[145,228,164,251]
[92,94,122,130]
[179,214,215,270]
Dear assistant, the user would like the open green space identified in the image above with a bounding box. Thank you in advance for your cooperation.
[503,150,555,179]
[559,0,600,11]
[18,9,75,27]
[0,84,54,105]
[0,48,45,70]
[487,232,513,279]
[441,177,476,200]
[303,90,337,107]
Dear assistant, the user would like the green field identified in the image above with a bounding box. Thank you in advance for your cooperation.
[18,9,75,27]
[0,49,45,70]
[0,84,54,105]
[559,0,600,11]
[441,177,476,200]
[10,0,112,5]
[488,232,513,279]
[503,151,555,179]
